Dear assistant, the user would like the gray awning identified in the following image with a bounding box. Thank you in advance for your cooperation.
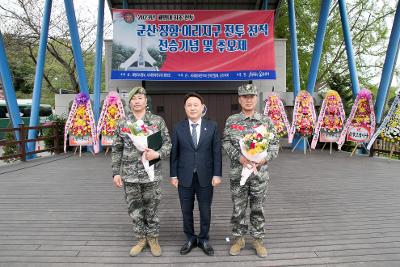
[107,0,282,12]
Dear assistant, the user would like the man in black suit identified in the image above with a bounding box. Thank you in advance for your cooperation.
[170,92,222,256]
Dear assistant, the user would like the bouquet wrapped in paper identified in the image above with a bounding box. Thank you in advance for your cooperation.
[239,125,275,186]
[288,91,316,143]
[97,92,125,146]
[264,94,290,138]
[311,90,345,149]
[121,119,159,181]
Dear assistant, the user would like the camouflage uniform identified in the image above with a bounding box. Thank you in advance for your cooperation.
[222,85,279,239]
[112,110,171,238]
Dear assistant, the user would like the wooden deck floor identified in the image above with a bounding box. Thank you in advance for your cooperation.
[1,150,400,266]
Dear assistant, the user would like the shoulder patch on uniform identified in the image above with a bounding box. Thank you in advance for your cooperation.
[230,124,245,131]
[121,127,130,133]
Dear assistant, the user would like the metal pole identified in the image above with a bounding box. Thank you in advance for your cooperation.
[26,0,53,157]
[93,0,105,122]
[288,0,303,151]
[306,0,332,95]
[263,0,269,9]
[375,1,400,123]
[63,0,89,95]
[288,0,301,98]
[0,31,22,138]
[122,0,128,9]
[338,0,360,98]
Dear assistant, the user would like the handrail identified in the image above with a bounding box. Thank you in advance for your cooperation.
[0,123,61,161]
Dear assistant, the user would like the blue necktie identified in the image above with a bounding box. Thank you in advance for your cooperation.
[191,123,198,147]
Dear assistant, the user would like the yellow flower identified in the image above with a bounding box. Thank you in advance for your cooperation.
[109,119,116,127]
[108,105,118,116]
[76,107,85,116]
[248,149,257,155]
[76,119,85,126]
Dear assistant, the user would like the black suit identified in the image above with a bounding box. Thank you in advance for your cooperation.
[170,119,222,243]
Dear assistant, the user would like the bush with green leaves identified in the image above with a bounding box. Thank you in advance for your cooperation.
[2,132,19,163]
[43,115,67,153]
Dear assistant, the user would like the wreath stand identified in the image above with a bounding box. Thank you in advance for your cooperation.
[292,136,311,155]
[388,142,398,160]
[74,146,82,157]
[349,142,368,157]
[321,142,334,155]
[73,145,96,157]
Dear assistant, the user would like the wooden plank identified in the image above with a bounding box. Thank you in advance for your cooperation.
[0,153,23,160]
[0,150,400,266]
[0,250,79,257]
[0,255,400,266]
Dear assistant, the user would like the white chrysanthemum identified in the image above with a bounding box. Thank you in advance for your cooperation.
[269,133,275,140]
[136,120,144,126]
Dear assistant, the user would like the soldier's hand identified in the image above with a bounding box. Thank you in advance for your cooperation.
[144,148,160,161]
[170,178,179,188]
[212,176,221,187]
[255,159,267,169]
[240,156,254,168]
[113,175,123,188]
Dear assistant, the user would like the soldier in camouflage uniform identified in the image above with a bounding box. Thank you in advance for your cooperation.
[111,86,171,257]
[222,84,279,258]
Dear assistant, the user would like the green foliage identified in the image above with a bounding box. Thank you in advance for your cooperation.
[43,115,67,152]
[112,43,135,69]
[327,73,354,115]
[3,34,105,107]
[275,0,395,93]
[111,45,166,69]
[2,33,36,95]
[1,0,105,106]
[148,48,167,68]
[2,132,18,163]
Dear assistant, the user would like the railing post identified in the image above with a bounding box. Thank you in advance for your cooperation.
[19,123,26,162]
[369,143,374,157]
[54,122,60,154]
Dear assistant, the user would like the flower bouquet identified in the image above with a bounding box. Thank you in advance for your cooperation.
[264,94,290,138]
[122,119,159,181]
[239,125,275,186]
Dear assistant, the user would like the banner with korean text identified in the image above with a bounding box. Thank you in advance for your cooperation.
[111,9,275,81]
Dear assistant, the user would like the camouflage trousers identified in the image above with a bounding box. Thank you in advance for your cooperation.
[124,181,161,238]
[230,172,268,239]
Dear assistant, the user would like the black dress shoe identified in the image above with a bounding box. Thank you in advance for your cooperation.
[198,241,214,256]
[180,239,197,255]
